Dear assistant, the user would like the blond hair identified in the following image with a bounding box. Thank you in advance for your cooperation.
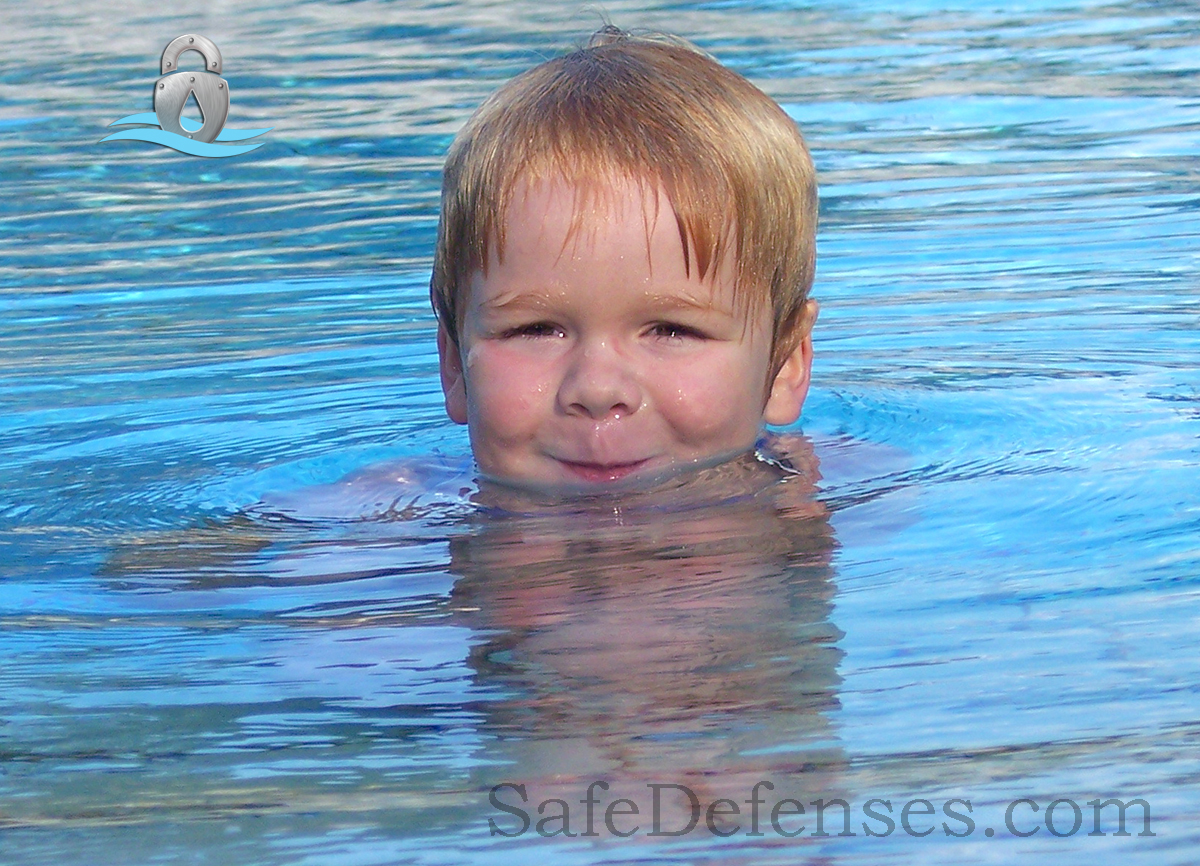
[431,27,817,370]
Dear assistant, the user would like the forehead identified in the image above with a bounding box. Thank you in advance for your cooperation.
[487,174,742,298]
[472,176,724,307]
[500,175,670,257]
[464,177,778,348]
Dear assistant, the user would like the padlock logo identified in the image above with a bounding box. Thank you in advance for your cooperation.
[154,35,229,143]
[101,35,271,158]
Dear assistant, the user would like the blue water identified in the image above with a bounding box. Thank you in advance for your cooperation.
[3,1,1200,864]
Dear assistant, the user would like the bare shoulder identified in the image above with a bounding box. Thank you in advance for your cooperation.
[755,432,825,518]
[253,454,476,522]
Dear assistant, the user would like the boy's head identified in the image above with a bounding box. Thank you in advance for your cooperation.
[432,27,819,488]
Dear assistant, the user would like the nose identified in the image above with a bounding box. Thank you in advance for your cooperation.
[557,340,643,420]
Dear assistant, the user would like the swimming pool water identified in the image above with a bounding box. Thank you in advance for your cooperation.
[3,1,1200,863]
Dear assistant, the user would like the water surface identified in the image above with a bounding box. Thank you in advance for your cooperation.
[2,1,1200,863]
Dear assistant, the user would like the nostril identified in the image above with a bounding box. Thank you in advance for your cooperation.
[567,398,633,420]
[562,384,640,419]
[558,346,642,418]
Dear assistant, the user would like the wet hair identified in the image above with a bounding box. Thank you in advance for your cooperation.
[430,26,818,371]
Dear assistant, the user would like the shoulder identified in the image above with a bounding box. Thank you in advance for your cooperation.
[252,454,477,522]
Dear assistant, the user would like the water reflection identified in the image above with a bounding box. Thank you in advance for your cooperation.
[98,439,845,838]
[450,443,844,830]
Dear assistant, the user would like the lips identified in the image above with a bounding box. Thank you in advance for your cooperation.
[556,458,651,483]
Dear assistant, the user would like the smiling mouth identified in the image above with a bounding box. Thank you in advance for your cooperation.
[557,459,650,483]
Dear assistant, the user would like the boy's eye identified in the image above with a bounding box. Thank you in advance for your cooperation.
[502,322,565,339]
[648,322,706,340]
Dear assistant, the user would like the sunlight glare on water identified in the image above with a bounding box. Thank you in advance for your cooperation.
[2,1,1199,864]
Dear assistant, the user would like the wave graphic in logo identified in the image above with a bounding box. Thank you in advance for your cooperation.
[101,112,272,157]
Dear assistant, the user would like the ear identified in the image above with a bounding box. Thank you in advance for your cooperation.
[437,323,469,425]
[763,300,818,427]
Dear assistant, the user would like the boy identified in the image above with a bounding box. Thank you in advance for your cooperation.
[432,26,818,490]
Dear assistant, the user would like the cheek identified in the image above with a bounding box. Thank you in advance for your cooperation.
[650,353,767,442]
[464,345,555,434]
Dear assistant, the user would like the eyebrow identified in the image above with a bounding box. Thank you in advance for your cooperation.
[477,290,733,316]
[477,290,561,313]
[640,292,731,315]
